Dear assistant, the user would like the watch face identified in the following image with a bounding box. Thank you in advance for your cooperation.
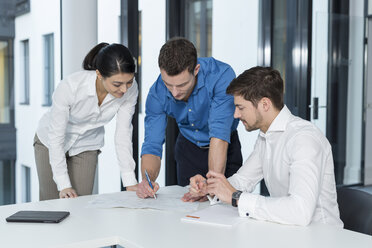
[233,190,242,199]
[232,190,242,207]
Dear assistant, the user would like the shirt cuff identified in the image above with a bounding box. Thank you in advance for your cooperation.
[121,171,138,187]
[54,173,72,191]
[238,192,259,218]
[141,145,163,159]
[209,131,231,144]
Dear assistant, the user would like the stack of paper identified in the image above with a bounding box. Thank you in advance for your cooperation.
[87,185,199,212]
[181,204,244,227]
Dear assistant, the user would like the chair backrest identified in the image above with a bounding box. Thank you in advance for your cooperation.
[337,187,372,235]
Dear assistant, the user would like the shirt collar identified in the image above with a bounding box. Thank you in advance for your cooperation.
[87,71,97,96]
[193,62,205,95]
[259,105,292,137]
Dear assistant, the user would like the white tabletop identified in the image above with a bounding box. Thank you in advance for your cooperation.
[1,191,371,248]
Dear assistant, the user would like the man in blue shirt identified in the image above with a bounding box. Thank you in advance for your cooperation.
[134,37,242,200]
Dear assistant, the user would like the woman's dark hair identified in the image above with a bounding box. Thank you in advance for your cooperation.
[226,66,284,110]
[83,42,135,78]
[158,37,197,76]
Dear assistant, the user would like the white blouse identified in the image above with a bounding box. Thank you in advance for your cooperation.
[37,70,138,191]
[228,105,343,227]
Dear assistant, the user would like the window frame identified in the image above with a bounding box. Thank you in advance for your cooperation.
[19,39,30,105]
[42,33,55,107]
[0,38,14,127]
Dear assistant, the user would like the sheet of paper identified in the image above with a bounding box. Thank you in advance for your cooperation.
[181,204,244,227]
[87,185,199,212]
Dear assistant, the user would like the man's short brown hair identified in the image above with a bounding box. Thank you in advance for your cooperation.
[226,66,284,110]
[158,37,197,76]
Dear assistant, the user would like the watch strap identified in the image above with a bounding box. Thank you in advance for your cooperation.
[232,190,242,207]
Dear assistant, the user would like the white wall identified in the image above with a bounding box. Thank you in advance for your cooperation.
[14,0,61,202]
[138,0,166,185]
[61,0,97,77]
[212,0,259,173]
[96,0,122,194]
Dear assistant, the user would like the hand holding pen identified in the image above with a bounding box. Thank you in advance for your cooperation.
[189,174,208,197]
[181,174,209,202]
[136,169,159,199]
[145,169,157,199]
[181,174,220,204]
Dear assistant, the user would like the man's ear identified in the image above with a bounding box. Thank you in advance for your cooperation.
[194,64,201,76]
[261,97,272,112]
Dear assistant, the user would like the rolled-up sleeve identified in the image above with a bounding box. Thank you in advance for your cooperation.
[141,90,167,158]
[115,81,138,187]
[208,67,236,143]
[48,80,74,191]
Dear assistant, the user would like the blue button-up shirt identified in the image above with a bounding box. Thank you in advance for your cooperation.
[141,57,239,158]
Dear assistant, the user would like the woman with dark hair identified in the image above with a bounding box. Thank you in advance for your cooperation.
[34,43,138,200]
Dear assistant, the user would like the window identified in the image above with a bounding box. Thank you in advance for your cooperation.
[271,0,311,119]
[265,0,365,186]
[20,39,29,104]
[366,1,372,185]
[43,33,54,106]
[0,41,11,123]
[21,165,31,203]
[0,160,15,205]
[185,0,212,57]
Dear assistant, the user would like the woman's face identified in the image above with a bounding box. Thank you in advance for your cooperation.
[99,72,135,98]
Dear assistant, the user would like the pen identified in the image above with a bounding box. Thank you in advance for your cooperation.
[144,169,157,199]
[199,179,219,205]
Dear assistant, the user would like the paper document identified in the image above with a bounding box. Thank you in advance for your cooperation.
[87,185,199,212]
[181,204,244,227]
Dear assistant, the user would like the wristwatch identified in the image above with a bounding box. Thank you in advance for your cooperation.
[232,190,242,207]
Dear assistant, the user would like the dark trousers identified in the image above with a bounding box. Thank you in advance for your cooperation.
[174,131,243,186]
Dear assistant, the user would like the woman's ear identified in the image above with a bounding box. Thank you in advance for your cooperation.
[96,70,102,80]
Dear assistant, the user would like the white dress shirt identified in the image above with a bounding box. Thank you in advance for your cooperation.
[37,70,138,191]
[228,105,343,227]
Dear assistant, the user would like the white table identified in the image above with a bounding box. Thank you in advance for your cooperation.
[0,192,371,248]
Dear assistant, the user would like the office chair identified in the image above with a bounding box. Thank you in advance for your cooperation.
[337,187,372,235]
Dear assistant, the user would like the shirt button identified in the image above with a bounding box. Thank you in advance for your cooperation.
[246,213,249,217]
[191,123,194,126]
[195,129,198,132]
[189,109,192,112]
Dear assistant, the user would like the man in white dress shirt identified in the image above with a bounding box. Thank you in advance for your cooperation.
[188,66,343,227]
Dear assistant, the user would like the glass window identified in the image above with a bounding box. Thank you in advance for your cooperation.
[43,33,54,106]
[272,0,287,87]
[312,3,364,186]
[20,39,29,104]
[0,160,15,205]
[0,41,10,123]
[272,0,310,118]
[185,0,212,57]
